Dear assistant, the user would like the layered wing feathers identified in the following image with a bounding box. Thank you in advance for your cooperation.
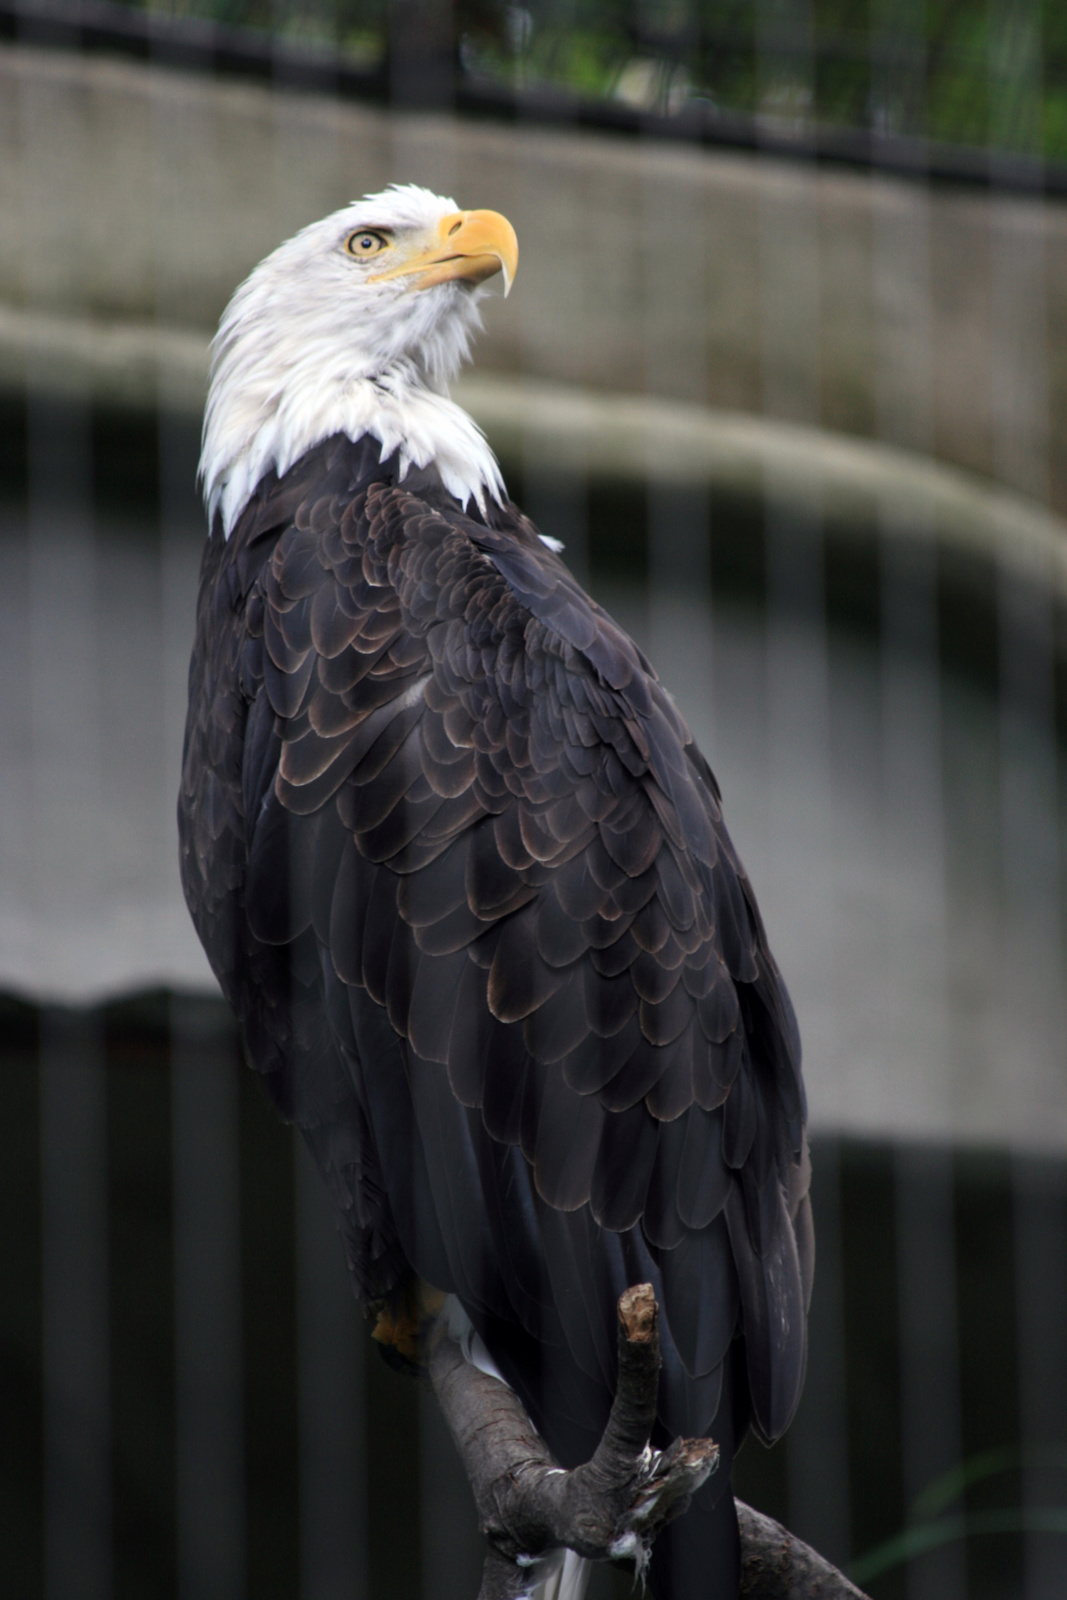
[178,433,810,1460]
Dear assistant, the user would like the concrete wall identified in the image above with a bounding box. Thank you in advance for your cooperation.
[2,39,1066,512]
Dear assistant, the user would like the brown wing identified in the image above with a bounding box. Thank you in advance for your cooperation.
[179,432,812,1472]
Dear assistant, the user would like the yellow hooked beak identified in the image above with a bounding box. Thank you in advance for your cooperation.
[369,209,518,297]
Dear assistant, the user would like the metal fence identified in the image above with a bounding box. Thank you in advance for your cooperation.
[2,5,1067,1599]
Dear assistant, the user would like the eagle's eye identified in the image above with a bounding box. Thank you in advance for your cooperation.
[346,229,390,258]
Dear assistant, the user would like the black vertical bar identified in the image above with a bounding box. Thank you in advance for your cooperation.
[894,1144,965,1600]
[295,1137,369,1600]
[1013,1156,1067,1600]
[40,1007,113,1600]
[171,995,246,1600]
[364,1345,422,1599]
[107,999,178,1600]
[786,1137,851,1570]
[840,1141,903,1572]
[240,1047,300,1600]
[955,1150,1022,1598]
[418,1378,485,1600]
[0,998,43,1596]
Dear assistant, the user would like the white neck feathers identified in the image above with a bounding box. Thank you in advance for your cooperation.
[202,357,506,537]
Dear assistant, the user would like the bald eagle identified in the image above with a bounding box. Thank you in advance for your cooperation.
[179,185,812,1599]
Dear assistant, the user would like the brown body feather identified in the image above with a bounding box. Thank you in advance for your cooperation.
[179,431,813,1597]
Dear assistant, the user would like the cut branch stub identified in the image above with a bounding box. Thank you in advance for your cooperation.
[428,1283,719,1598]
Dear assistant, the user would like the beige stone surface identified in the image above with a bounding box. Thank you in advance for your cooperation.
[2,40,1067,508]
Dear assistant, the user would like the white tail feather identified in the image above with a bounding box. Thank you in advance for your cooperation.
[533,1550,591,1600]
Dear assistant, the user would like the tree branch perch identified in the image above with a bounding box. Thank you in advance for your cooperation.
[427,1284,870,1600]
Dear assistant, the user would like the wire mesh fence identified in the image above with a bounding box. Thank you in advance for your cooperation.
[1,5,1067,1599]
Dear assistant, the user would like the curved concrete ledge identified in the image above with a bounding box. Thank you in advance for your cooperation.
[3,300,1066,600]
[0,301,210,412]
[457,373,1067,599]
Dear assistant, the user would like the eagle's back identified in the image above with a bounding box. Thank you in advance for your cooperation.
[179,432,812,1568]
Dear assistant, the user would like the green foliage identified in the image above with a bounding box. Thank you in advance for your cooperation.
[128,0,1067,162]
[848,1444,1067,1589]
[850,1507,1067,1589]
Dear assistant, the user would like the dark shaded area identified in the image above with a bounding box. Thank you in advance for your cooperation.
[0,992,436,1600]
[239,1045,301,1600]
[90,403,165,521]
[1,992,1062,1597]
[955,1152,1022,1600]
[936,547,1001,708]
[733,1144,1063,1600]
[0,391,200,524]
[0,994,43,1600]
[107,1010,177,1600]
[366,1348,423,1597]
[732,1141,907,1596]
[837,1143,904,1592]
[0,390,29,502]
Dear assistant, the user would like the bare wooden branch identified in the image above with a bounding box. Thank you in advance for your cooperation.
[737,1503,870,1599]
[429,1283,717,1597]
[427,1284,870,1600]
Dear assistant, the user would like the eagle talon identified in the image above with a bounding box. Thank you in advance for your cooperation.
[428,1286,722,1598]
[616,1437,721,1541]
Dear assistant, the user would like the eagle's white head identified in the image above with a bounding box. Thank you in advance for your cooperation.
[200,184,519,537]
